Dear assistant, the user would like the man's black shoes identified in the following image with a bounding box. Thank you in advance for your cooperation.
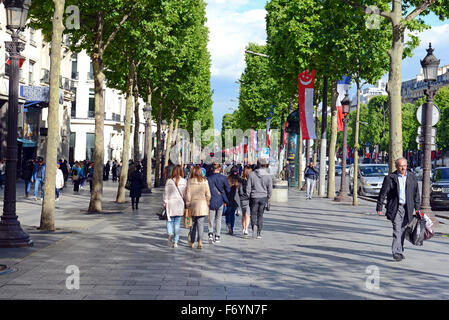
[393,253,403,261]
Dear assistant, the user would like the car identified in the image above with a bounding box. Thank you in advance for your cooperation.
[349,164,389,197]
[335,165,342,176]
[430,167,449,210]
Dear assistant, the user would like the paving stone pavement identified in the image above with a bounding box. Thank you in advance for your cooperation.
[1,181,449,300]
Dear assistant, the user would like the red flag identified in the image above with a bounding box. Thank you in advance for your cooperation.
[337,106,344,132]
[298,70,317,140]
[6,58,24,68]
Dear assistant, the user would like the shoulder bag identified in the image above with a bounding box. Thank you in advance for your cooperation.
[173,180,192,228]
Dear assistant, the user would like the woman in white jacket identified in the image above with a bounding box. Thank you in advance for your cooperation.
[163,165,187,248]
[55,163,65,201]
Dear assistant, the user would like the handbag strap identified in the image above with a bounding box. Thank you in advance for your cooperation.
[173,179,185,206]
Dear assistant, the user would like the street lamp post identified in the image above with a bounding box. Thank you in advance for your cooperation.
[160,120,167,185]
[142,103,152,193]
[420,43,440,226]
[335,92,351,202]
[0,0,33,248]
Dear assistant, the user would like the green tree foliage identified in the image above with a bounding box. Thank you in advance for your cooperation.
[435,87,449,150]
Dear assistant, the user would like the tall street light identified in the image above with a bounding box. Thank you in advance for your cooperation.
[0,0,33,248]
[142,103,152,193]
[335,92,351,202]
[420,43,440,226]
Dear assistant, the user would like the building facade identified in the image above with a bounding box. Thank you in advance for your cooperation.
[0,3,156,171]
[401,65,449,104]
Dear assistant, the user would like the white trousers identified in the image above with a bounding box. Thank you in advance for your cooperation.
[306,178,316,199]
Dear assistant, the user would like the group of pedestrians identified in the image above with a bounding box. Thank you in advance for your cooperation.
[163,159,273,249]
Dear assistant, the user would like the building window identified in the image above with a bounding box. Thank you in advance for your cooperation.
[86,133,95,161]
[71,53,78,79]
[30,28,36,46]
[88,89,95,117]
[71,88,77,118]
[29,60,35,84]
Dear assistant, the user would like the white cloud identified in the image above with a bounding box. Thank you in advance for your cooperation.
[206,2,267,79]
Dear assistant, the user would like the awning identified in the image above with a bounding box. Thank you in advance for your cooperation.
[17,138,36,147]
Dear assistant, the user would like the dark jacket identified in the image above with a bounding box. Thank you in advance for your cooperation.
[227,180,241,209]
[129,170,144,198]
[304,166,319,180]
[207,173,231,210]
[22,162,34,180]
[376,170,420,222]
[238,177,250,206]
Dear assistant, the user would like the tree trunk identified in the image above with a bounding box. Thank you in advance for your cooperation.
[164,101,176,168]
[88,62,105,213]
[297,121,303,190]
[353,78,361,206]
[387,5,405,172]
[40,0,65,230]
[327,80,339,199]
[146,89,153,191]
[116,59,135,203]
[133,73,140,163]
[154,97,162,187]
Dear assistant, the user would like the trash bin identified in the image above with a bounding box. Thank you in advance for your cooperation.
[271,179,288,202]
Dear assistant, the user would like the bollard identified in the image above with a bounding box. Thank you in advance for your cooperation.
[271,179,289,202]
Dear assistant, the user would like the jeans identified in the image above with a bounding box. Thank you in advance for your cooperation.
[34,178,44,198]
[0,173,5,188]
[167,216,182,244]
[208,205,223,237]
[225,206,237,229]
[190,216,205,243]
[250,197,267,232]
[306,178,316,198]
[25,180,31,196]
[55,188,60,199]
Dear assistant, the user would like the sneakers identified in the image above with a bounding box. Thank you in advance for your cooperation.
[256,231,262,239]
[214,235,220,243]
[56,198,59,202]
[173,242,178,248]
[393,253,403,261]
[208,233,214,243]
[168,234,174,247]
[243,229,248,236]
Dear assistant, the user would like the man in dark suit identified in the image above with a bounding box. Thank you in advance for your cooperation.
[376,158,421,261]
[207,163,231,244]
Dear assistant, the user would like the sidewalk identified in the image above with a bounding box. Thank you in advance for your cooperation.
[1,183,449,300]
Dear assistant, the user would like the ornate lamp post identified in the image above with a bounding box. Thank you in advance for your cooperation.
[335,92,351,202]
[0,0,33,248]
[420,43,440,226]
[142,103,152,193]
[160,120,167,185]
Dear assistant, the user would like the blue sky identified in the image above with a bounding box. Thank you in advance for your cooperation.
[206,1,449,130]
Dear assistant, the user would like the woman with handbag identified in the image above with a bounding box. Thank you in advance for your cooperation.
[128,164,144,210]
[72,162,84,192]
[239,165,252,236]
[163,165,187,248]
[185,165,211,249]
[225,166,241,236]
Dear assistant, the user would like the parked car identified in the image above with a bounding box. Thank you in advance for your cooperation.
[430,167,449,210]
[349,164,389,197]
[335,165,342,176]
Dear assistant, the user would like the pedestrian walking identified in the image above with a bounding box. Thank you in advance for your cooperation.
[206,163,231,244]
[0,159,5,189]
[128,164,144,210]
[87,162,94,192]
[185,165,211,249]
[376,157,421,262]
[103,160,111,181]
[31,158,46,200]
[225,166,241,235]
[246,158,273,239]
[61,159,69,183]
[112,161,118,182]
[22,159,34,197]
[304,162,319,199]
[55,163,64,201]
[163,165,187,248]
[239,165,252,235]
[72,161,84,192]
